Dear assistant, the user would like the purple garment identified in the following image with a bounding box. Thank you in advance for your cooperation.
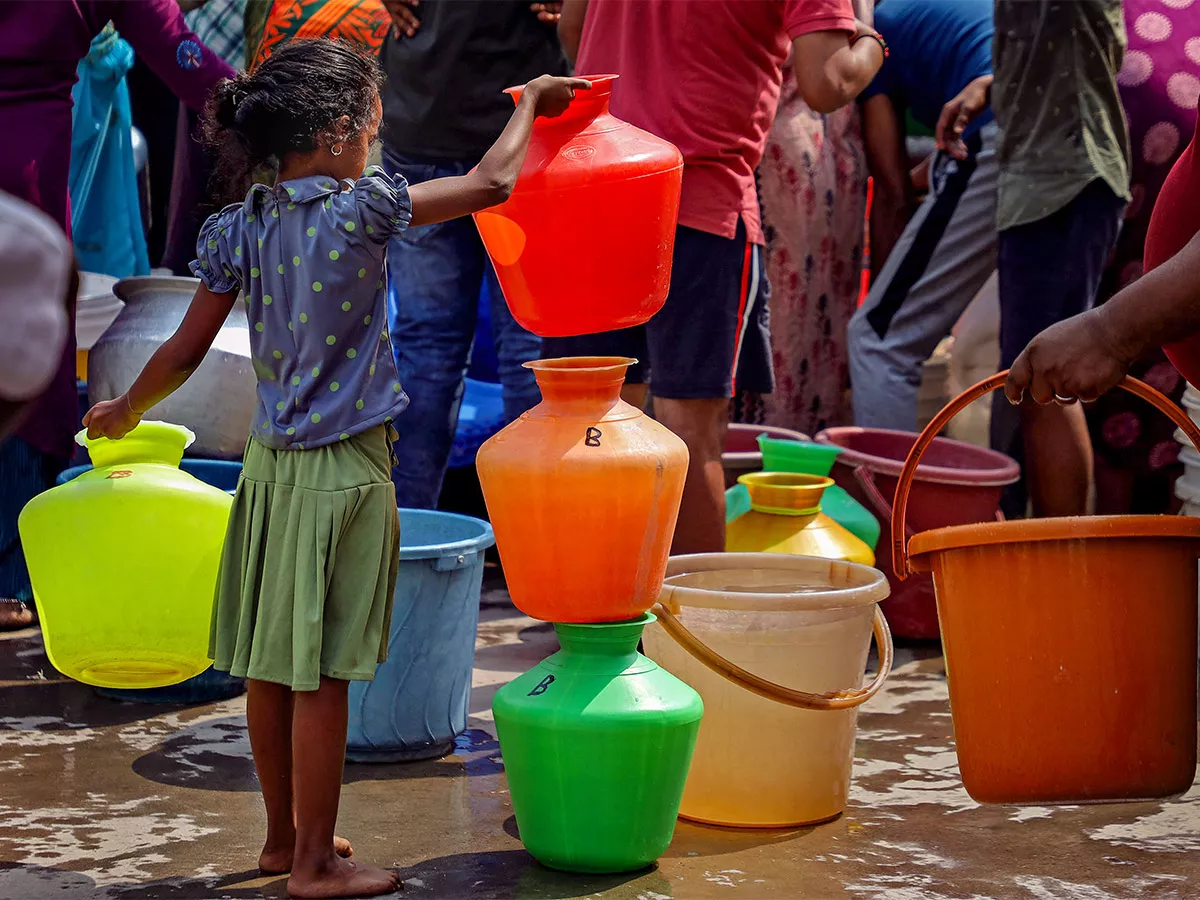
[0,0,235,459]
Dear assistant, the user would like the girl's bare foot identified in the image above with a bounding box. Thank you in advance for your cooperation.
[287,854,399,898]
[0,599,34,631]
[260,835,354,875]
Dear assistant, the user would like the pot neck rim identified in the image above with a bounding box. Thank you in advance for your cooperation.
[506,74,617,127]
[738,472,832,516]
[554,613,653,656]
[79,421,194,469]
[526,356,636,405]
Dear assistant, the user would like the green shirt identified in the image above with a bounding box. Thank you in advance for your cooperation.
[992,0,1131,231]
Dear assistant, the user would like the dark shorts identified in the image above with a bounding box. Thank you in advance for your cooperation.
[998,179,1126,367]
[542,220,773,399]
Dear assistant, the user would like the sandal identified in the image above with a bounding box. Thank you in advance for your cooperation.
[0,598,35,631]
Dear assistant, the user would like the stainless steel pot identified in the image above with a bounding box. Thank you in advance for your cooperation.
[87,276,255,459]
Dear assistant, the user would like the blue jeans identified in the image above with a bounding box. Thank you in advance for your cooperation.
[383,151,542,509]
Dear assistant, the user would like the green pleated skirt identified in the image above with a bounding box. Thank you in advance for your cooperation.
[210,425,399,691]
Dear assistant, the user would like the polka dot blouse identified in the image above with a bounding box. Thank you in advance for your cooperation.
[190,167,412,450]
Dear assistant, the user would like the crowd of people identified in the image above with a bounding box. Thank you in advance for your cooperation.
[0,0,1198,620]
[0,1,1198,895]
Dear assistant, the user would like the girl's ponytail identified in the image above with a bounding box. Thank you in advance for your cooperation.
[204,73,258,203]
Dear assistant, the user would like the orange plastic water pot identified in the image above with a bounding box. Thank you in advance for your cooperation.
[894,374,1200,805]
[474,75,684,338]
[476,357,688,623]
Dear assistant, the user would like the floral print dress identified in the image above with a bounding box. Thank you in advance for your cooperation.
[1085,0,1199,512]
[731,65,868,436]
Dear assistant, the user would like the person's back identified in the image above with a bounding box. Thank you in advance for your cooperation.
[576,0,853,244]
[195,171,408,448]
[992,0,1129,232]
[849,0,999,435]
[382,0,567,160]
[869,0,993,134]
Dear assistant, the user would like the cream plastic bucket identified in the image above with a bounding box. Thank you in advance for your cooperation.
[645,553,891,828]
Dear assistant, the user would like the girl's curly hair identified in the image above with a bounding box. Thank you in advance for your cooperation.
[204,39,383,201]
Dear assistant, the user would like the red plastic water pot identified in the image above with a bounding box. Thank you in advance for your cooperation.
[896,374,1200,804]
[475,75,683,338]
[814,427,1019,639]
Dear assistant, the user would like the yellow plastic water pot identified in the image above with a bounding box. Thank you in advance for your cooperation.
[726,472,875,566]
[19,421,232,688]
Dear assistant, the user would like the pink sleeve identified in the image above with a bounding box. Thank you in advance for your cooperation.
[782,0,856,38]
[93,0,235,111]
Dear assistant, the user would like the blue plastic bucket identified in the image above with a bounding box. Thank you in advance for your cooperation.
[56,459,246,704]
[347,508,495,762]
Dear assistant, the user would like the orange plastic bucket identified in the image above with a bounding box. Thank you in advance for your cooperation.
[894,373,1200,805]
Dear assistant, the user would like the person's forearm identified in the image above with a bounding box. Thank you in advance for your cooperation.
[125,336,208,414]
[1096,231,1200,361]
[558,0,588,63]
[408,92,538,225]
[852,0,873,28]
[472,92,541,205]
[868,191,912,279]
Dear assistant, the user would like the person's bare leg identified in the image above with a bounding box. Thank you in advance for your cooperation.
[1021,401,1093,518]
[248,679,299,873]
[621,382,648,410]
[1093,454,1134,515]
[249,680,354,874]
[654,397,728,554]
[287,676,398,899]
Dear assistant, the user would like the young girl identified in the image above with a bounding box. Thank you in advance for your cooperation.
[83,40,586,899]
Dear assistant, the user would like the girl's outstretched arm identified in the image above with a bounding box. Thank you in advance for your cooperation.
[84,284,238,439]
[1006,230,1200,405]
[407,75,592,228]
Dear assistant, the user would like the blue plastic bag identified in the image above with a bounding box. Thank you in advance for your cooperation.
[69,24,150,279]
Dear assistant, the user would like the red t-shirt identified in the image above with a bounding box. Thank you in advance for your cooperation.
[577,0,855,245]
[1152,112,1200,386]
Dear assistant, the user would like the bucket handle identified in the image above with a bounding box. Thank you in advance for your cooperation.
[856,462,1006,542]
[891,372,1200,580]
[854,465,915,540]
[650,598,894,711]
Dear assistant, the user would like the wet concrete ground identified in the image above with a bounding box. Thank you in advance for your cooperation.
[2,576,1199,900]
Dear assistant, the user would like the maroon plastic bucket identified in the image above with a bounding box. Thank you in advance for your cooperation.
[814,427,1019,639]
[723,424,809,489]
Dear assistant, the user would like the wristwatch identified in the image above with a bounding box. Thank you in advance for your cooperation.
[851,30,889,60]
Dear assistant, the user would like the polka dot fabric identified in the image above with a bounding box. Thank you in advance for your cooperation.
[190,167,413,449]
[1085,0,1199,507]
[1107,0,1199,297]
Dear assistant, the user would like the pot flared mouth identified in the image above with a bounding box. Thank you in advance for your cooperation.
[524,356,637,373]
[505,73,618,104]
[908,515,1200,563]
[113,275,203,305]
[737,472,832,515]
